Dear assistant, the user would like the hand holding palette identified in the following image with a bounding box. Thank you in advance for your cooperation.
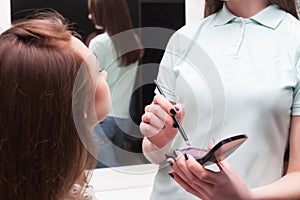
[154,79,192,146]
[165,134,248,166]
[153,80,247,166]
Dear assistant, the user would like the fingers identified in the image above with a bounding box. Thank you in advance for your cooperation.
[171,154,219,186]
[140,104,171,138]
[153,95,184,122]
[144,104,170,127]
[143,105,166,128]
[139,122,162,138]
[185,155,220,184]
[170,155,211,199]
[140,95,184,136]
[170,171,207,200]
[216,159,232,174]
[172,103,184,122]
[139,94,185,147]
[171,156,252,200]
[152,94,174,112]
[173,153,195,181]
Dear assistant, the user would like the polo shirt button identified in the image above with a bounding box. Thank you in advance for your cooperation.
[239,21,244,27]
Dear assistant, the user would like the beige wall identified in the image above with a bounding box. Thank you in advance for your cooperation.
[185,0,205,24]
[0,0,11,33]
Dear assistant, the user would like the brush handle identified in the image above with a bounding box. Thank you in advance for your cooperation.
[154,80,191,146]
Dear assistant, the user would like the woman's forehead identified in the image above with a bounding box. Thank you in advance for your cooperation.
[70,36,98,71]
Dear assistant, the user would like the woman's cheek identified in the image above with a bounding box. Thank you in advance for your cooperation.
[95,79,111,122]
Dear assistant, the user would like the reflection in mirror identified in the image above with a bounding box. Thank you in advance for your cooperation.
[10,0,186,167]
[87,0,146,168]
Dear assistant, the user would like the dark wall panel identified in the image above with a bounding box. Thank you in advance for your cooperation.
[130,0,185,126]
[11,0,95,41]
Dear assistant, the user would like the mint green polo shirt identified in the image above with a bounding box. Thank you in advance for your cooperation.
[89,33,138,119]
[151,4,300,200]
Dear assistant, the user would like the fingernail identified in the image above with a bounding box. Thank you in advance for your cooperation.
[174,106,180,111]
[168,173,174,179]
[170,108,176,115]
[172,122,178,128]
[173,150,178,157]
[184,153,189,160]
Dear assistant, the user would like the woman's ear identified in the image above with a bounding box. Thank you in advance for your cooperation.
[88,13,104,30]
[94,24,104,30]
[88,13,92,20]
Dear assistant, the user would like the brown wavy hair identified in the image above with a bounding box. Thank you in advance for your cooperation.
[88,0,144,66]
[0,12,97,200]
[204,0,299,19]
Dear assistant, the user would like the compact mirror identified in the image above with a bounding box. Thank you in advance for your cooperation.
[166,134,248,166]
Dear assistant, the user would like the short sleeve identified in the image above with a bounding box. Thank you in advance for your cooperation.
[292,54,300,116]
[156,32,184,103]
[88,37,106,70]
[156,24,200,103]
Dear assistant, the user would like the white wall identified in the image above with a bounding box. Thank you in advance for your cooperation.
[185,0,205,24]
[0,0,11,34]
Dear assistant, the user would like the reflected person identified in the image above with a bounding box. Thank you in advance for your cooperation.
[88,0,144,167]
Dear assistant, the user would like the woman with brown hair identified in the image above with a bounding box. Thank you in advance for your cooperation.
[140,0,300,199]
[0,12,110,200]
[88,0,143,167]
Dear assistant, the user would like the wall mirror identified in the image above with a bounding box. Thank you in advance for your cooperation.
[11,0,185,167]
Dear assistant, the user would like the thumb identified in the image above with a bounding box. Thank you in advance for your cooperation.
[207,139,215,151]
[173,103,184,122]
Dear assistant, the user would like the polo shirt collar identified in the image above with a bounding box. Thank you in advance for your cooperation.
[214,3,286,30]
[250,4,286,29]
[214,4,237,26]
